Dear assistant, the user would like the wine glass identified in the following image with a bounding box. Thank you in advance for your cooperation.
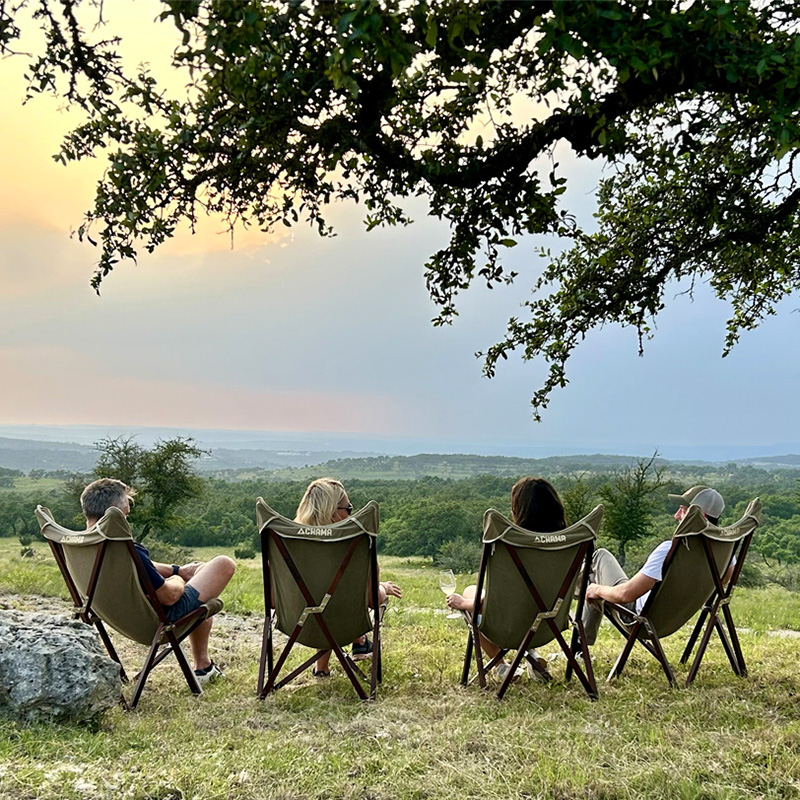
[438,569,461,619]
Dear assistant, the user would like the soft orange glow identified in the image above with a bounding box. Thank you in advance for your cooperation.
[0,345,407,433]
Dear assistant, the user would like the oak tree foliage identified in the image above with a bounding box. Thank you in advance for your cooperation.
[3,0,800,414]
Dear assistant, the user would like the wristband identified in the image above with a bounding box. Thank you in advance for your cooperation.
[172,564,180,576]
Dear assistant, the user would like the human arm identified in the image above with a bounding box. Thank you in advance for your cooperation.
[150,559,204,581]
[155,576,187,606]
[446,592,476,613]
[380,581,402,601]
[586,571,657,606]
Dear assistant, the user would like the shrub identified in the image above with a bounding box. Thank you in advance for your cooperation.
[144,539,195,565]
[737,561,768,589]
[234,544,257,560]
[435,538,481,574]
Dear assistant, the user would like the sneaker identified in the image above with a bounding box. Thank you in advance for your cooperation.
[525,648,548,681]
[351,636,373,661]
[495,662,519,683]
[194,661,223,685]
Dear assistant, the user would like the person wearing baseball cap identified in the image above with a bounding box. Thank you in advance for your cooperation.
[581,486,727,646]
[669,486,724,524]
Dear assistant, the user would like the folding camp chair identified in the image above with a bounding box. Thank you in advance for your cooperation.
[460,505,604,700]
[36,505,223,709]
[603,498,761,687]
[256,498,382,700]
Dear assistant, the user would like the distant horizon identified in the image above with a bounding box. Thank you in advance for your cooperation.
[1,423,798,464]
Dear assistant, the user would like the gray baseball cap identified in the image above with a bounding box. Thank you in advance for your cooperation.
[691,488,725,519]
[668,486,709,508]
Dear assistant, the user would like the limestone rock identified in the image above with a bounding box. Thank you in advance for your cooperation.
[0,610,121,722]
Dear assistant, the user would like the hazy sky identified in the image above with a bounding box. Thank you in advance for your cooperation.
[1,3,798,456]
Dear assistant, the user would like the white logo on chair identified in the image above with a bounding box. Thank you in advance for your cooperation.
[61,535,86,544]
[298,527,334,537]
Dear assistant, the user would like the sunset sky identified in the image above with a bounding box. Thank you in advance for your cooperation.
[1,2,798,457]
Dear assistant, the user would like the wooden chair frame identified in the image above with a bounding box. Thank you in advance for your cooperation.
[460,537,598,701]
[604,524,755,687]
[257,525,382,701]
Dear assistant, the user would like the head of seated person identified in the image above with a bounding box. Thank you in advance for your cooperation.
[672,487,724,526]
[295,477,352,526]
[510,476,567,533]
[81,477,136,528]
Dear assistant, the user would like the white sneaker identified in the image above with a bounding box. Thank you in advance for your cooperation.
[495,662,519,683]
[194,661,223,685]
[526,648,548,680]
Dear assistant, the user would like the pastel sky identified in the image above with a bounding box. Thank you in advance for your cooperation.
[1,3,798,456]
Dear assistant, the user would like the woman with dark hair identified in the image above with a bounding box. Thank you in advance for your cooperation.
[446,476,567,681]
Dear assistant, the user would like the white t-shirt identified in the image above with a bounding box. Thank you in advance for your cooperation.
[635,540,736,613]
[635,541,671,613]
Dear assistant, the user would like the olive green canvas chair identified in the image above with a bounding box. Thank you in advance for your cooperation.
[603,498,761,687]
[460,505,604,700]
[36,505,223,709]
[256,498,382,700]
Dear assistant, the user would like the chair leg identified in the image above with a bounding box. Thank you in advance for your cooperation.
[607,622,641,682]
[257,612,272,696]
[129,630,164,710]
[93,619,129,682]
[721,604,747,677]
[680,606,709,664]
[461,628,474,686]
[713,618,740,675]
[685,605,720,686]
[166,630,202,695]
[644,624,677,688]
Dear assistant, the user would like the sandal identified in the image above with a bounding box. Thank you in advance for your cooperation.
[312,668,330,678]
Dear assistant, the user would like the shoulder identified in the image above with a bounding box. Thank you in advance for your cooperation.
[640,541,672,579]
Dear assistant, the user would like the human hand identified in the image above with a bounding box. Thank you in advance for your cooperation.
[381,580,402,599]
[446,593,467,611]
[179,561,205,580]
[586,583,600,600]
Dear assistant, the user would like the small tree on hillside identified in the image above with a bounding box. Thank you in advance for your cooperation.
[560,473,598,526]
[599,453,666,567]
[74,436,206,540]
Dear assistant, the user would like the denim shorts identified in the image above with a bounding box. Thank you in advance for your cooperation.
[164,584,202,623]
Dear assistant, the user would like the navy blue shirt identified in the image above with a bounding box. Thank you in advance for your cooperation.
[134,543,165,590]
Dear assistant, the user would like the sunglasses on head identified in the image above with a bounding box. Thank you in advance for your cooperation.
[338,503,353,516]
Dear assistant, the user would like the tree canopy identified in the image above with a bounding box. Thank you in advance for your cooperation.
[3,0,800,414]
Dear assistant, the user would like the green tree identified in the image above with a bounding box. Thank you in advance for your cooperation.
[4,1,800,414]
[599,454,666,566]
[85,436,206,540]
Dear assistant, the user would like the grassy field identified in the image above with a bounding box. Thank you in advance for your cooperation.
[2,540,800,800]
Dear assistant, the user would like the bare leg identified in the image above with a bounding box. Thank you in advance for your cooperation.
[185,556,235,671]
[188,556,236,602]
[455,585,501,662]
[315,650,331,674]
[189,619,213,671]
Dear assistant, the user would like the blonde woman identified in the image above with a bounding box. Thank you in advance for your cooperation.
[295,478,402,677]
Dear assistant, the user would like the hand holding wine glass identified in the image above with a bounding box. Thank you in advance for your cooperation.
[438,569,461,619]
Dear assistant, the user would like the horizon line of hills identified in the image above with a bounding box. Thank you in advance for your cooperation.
[2,435,800,480]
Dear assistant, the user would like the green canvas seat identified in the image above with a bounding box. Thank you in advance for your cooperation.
[36,505,223,709]
[461,505,604,700]
[603,498,761,687]
[256,498,382,700]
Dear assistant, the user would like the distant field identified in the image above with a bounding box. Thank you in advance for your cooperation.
[0,477,64,494]
[2,546,800,800]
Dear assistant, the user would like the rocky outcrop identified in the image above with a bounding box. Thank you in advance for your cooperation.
[0,610,121,722]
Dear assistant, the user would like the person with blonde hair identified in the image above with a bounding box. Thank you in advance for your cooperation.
[295,477,401,677]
